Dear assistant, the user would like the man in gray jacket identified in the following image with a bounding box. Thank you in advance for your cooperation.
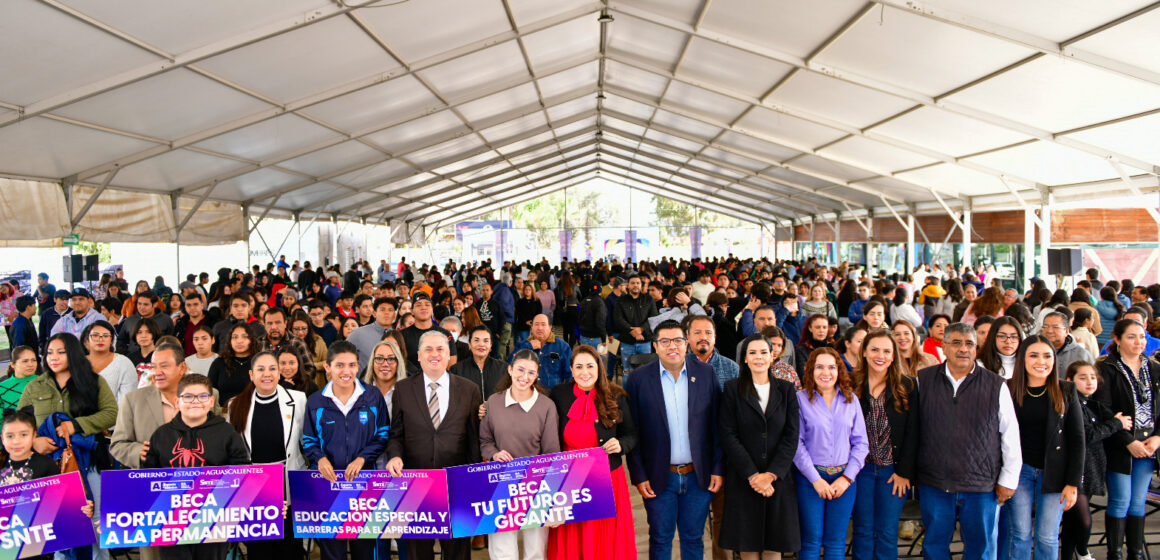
[1041,310,1093,375]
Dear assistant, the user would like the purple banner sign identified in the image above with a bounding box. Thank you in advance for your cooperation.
[446,448,616,537]
[99,464,285,548]
[0,472,95,559]
[289,470,450,539]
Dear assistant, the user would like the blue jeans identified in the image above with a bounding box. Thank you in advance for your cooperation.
[796,469,857,560]
[1005,464,1064,560]
[641,470,714,560]
[620,341,653,376]
[918,485,998,560]
[852,464,907,560]
[514,330,530,345]
[578,335,602,350]
[1107,457,1157,517]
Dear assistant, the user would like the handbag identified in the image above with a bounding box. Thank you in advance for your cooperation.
[58,437,79,473]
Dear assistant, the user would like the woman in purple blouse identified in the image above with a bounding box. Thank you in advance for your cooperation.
[793,347,869,560]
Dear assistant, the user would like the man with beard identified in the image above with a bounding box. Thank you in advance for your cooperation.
[261,307,293,353]
[614,275,659,376]
[685,314,738,560]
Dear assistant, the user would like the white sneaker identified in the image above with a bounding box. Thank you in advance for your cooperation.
[1077,553,1095,560]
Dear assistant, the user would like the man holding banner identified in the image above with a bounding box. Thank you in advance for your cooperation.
[625,320,723,560]
[387,330,483,560]
[302,341,391,560]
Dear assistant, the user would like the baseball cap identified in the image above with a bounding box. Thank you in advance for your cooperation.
[70,287,92,299]
[412,292,432,304]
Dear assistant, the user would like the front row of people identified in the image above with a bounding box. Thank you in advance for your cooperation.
[3,317,1157,560]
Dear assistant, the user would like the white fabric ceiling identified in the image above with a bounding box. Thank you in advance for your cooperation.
[1,0,1158,239]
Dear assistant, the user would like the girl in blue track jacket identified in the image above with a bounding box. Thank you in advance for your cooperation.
[301,341,389,560]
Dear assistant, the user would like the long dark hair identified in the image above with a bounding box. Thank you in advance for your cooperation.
[1100,286,1126,318]
[569,344,625,428]
[290,310,319,347]
[44,334,101,418]
[851,330,910,412]
[1009,334,1065,415]
[220,323,258,377]
[492,349,548,396]
[979,316,1025,374]
[737,334,774,402]
[227,351,279,433]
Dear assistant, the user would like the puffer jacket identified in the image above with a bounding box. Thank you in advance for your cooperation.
[1077,392,1119,495]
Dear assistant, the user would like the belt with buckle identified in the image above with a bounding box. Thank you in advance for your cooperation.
[669,463,695,475]
[815,465,846,476]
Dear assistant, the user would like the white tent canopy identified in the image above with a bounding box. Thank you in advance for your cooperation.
[1,0,1157,243]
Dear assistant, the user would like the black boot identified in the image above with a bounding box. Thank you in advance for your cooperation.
[1108,516,1127,560]
[1127,515,1146,560]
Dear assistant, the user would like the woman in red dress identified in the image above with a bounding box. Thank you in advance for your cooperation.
[547,344,638,560]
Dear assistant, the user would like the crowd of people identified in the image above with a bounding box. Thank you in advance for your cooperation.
[1,254,1160,560]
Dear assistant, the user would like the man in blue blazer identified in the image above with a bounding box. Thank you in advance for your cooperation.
[626,319,724,560]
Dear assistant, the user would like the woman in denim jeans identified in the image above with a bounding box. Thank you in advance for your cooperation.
[1002,334,1084,560]
[850,330,918,560]
[792,347,868,560]
[1095,319,1160,560]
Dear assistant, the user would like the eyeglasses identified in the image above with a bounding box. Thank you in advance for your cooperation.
[373,356,398,366]
[995,333,1021,342]
[88,333,112,340]
[945,340,977,349]
[1041,325,1066,332]
[656,337,687,347]
[179,393,213,404]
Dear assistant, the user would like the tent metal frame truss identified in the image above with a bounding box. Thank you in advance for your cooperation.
[1,0,1158,245]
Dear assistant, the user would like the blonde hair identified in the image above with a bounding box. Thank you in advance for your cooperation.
[362,338,407,385]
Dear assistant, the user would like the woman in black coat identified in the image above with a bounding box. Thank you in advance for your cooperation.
[547,345,638,559]
[718,333,800,557]
[1002,334,1085,560]
[1094,319,1160,560]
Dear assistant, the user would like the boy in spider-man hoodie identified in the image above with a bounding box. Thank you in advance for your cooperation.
[144,373,251,560]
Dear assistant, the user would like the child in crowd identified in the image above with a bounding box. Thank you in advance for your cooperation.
[0,411,94,560]
[144,373,251,560]
[1061,361,1131,560]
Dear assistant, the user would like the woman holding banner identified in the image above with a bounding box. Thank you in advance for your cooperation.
[480,349,561,560]
[547,344,637,560]
[227,351,308,559]
[718,334,800,560]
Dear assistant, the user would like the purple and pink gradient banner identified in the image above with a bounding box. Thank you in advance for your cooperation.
[290,470,450,539]
[446,448,616,537]
[0,471,95,560]
[99,464,285,549]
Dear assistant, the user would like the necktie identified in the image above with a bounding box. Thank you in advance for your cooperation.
[428,382,441,428]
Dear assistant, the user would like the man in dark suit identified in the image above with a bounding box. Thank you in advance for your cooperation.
[386,330,482,560]
[625,319,723,560]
